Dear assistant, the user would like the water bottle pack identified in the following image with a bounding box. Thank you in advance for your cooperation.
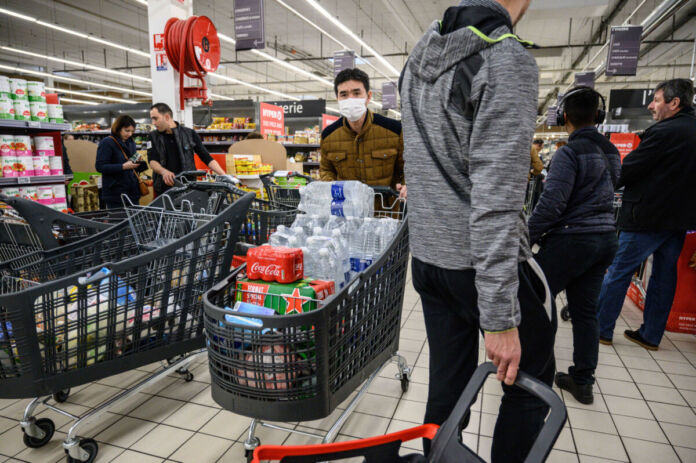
[265,181,399,290]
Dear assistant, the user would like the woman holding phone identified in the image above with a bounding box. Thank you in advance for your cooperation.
[96,115,148,208]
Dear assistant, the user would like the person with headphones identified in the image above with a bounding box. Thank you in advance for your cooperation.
[528,86,621,405]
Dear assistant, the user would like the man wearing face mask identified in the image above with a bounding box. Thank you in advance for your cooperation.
[320,68,405,197]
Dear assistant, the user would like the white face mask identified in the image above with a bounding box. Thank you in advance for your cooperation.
[338,97,368,122]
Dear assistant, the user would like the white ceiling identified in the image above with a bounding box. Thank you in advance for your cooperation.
[0,0,693,112]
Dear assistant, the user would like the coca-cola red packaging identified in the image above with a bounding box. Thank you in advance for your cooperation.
[246,246,304,284]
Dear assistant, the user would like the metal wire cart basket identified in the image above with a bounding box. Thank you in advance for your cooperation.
[0,185,254,463]
[203,189,411,461]
[260,171,312,209]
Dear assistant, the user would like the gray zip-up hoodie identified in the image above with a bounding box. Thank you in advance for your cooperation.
[401,0,538,331]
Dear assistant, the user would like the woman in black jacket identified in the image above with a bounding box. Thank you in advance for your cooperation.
[95,115,147,208]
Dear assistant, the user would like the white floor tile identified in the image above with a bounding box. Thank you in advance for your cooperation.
[169,433,232,463]
[392,400,426,424]
[606,396,654,419]
[567,407,616,434]
[94,416,157,448]
[660,421,696,449]
[629,368,673,387]
[573,429,628,461]
[129,423,194,459]
[596,378,642,399]
[637,383,688,406]
[648,401,696,426]
[623,437,681,463]
[612,415,669,443]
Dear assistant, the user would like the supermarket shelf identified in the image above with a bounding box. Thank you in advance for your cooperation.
[236,174,261,179]
[0,175,68,186]
[302,161,320,167]
[201,140,237,145]
[196,129,253,134]
[66,130,150,136]
[0,120,72,131]
[282,143,320,149]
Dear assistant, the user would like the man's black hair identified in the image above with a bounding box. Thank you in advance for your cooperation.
[334,68,370,95]
[533,139,544,146]
[151,102,173,117]
[564,87,600,127]
[655,79,694,110]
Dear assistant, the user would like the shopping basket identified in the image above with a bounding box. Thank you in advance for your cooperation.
[261,171,313,209]
[0,187,254,463]
[203,187,410,461]
[251,363,567,463]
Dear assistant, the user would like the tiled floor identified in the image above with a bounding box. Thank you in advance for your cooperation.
[0,271,694,462]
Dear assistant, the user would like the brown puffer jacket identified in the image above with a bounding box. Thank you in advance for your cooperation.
[320,111,404,189]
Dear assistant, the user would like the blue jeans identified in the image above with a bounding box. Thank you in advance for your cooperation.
[597,231,686,345]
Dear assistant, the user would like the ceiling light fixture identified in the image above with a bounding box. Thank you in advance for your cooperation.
[59,97,99,105]
[209,72,299,100]
[45,86,136,104]
[0,64,152,97]
[302,0,400,76]
[0,8,150,58]
[271,0,393,82]
[1,46,152,82]
[217,32,333,88]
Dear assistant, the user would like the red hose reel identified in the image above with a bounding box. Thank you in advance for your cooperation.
[164,15,221,109]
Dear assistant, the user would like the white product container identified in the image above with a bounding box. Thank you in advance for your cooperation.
[53,199,68,212]
[0,76,10,96]
[34,136,55,156]
[33,156,51,176]
[1,156,17,178]
[0,135,14,156]
[16,156,33,177]
[13,136,32,155]
[9,78,27,100]
[19,186,38,201]
[0,97,13,119]
[3,187,20,197]
[37,185,54,205]
[49,155,63,175]
[52,184,66,201]
[29,101,48,122]
[47,104,64,123]
[13,100,30,120]
[26,82,46,102]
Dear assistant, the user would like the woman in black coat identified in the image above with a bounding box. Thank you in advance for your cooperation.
[95,115,147,208]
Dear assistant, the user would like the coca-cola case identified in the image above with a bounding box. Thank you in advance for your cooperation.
[246,246,304,284]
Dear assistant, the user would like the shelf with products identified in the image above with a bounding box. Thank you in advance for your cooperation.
[0,175,69,186]
[0,120,72,131]
[282,143,320,149]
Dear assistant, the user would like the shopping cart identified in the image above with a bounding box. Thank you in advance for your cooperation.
[0,186,254,463]
[261,171,313,209]
[203,187,410,461]
[251,362,567,463]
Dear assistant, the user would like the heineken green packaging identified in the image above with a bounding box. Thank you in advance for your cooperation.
[26,81,46,102]
[0,97,13,119]
[235,278,335,315]
[0,76,10,99]
[47,104,63,123]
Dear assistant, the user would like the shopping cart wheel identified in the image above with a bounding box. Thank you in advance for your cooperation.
[176,367,194,382]
[561,306,571,322]
[65,437,98,463]
[401,374,410,393]
[22,418,55,448]
[53,389,71,403]
[244,437,261,463]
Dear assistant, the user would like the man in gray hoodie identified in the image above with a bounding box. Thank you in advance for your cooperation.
[400,0,556,461]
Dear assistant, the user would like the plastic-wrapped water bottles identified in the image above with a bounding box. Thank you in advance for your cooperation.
[298,181,375,218]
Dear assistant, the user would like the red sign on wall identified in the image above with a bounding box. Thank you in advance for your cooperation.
[153,33,165,51]
[322,113,339,129]
[610,132,641,162]
[260,103,285,136]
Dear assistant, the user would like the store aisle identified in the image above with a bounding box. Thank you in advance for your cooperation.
[0,270,695,463]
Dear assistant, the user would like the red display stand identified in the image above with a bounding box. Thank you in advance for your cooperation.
[194,153,227,172]
[627,233,696,335]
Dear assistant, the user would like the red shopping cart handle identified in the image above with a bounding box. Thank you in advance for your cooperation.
[251,424,439,463]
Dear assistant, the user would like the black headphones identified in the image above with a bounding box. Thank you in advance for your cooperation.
[556,86,606,126]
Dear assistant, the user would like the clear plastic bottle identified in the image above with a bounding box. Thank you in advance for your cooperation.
[289,226,307,247]
[291,214,313,235]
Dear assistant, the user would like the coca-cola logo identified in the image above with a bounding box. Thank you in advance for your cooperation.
[250,262,282,277]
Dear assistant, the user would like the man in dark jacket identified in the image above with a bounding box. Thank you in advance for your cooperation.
[598,79,696,350]
[528,87,620,404]
[401,1,555,461]
[147,103,226,195]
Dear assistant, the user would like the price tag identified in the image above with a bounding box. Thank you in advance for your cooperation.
[27,121,40,128]
[18,177,30,184]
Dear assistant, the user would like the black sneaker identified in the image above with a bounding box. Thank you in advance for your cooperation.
[555,372,593,404]
[599,336,613,346]
[624,329,658,351]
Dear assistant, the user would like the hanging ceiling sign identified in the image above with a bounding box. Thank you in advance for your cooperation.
[266,100,326,118]
[333,50,355,77]
[234,0,265,51]
[574,72,595,88]
[382,82,397,111]
[606,26,642,76]
[259,102,284,136]
[547,106,558,126]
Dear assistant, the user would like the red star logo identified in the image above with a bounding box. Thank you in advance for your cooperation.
[283,288,310,315]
